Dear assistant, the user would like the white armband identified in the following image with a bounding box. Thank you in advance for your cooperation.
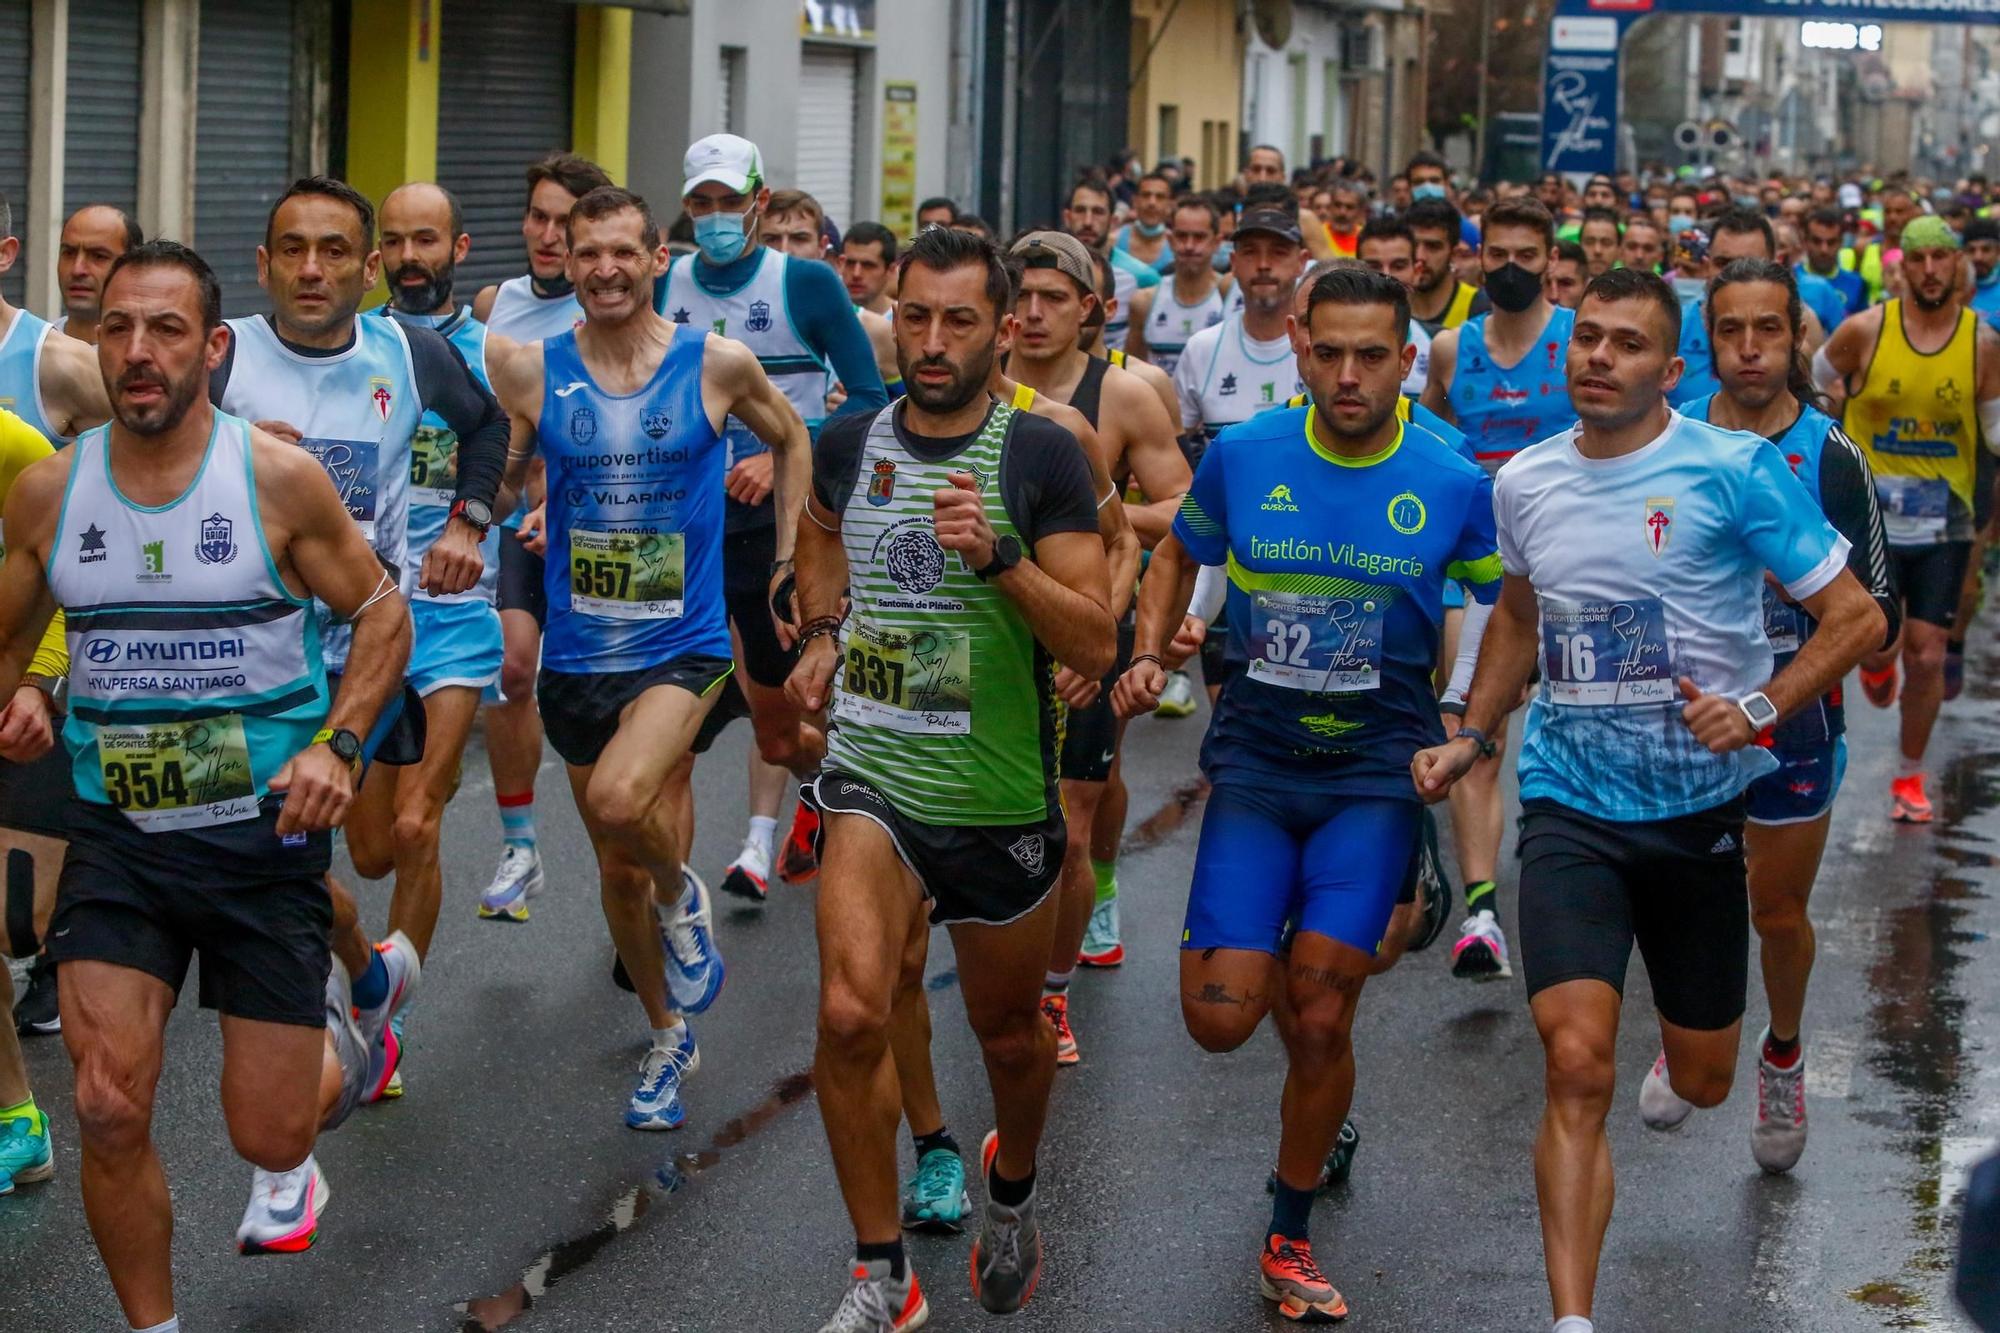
[1440,596,1494,711]
[1811,345,1843,395]
[1981,397,2000,456]
[1190,562,1226,623]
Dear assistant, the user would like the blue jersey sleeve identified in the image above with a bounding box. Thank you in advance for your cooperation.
[1445,472,1504,603]
[1739,439,1848,596]
[1171,437,1229,566]
[785,259,887,427]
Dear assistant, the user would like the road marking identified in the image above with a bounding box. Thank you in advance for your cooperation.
[1807,1029,1858,1099]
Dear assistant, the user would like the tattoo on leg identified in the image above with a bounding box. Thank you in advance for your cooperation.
[1183,982,1263,1009]
[1291,963,1362,994]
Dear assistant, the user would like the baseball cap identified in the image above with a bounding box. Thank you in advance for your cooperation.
[1234,207,1302,245]
[682,134,764,197]
[1010,231,1095,293]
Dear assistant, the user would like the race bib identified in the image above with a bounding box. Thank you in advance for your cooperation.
[1246,589,1385,692]
[1541,597,1674,705]
[569,528,685,620]
[833,622,972,734]
[1762,583,1805,656]
[408,424,458,509]
[1876,475,1951,546]
[300,438,379,541]
[96,713,257,831]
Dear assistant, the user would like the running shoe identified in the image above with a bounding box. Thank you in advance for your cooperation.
[1154,669,1198,718]
[1450,911,1512,980]
[477,845,544,922]
[661,866,725,1014]
[13,953,58,1036]
[1078,894,1124,968]
[901,1147,971,1233]
[1892,773,1935,824]
[236,1155,329,1255]
[322,966,370,1134]
[721,836,772,904]
[1041,993,1079,1067]
[358,932,421,1104]
[1266,1120,1360,1195]
[1751,1029,1808,1173]
[1258,1234,1349,1323]
[1945,644,1967,701]
[1638,1051,1695,1130]
[818,1258,930,1332]
[780,800,822,885]
[1860,662,1898,708]
[1409,812,1451,953]
[0,1103,52,1195]
[971,1131,1042,1314]
[626,1027,700,1131]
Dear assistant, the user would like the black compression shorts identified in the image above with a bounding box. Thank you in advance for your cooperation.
[1059,617,1136,783]
[538,656,735,768]
[1890,541,1972,629]
[498,535,548,627]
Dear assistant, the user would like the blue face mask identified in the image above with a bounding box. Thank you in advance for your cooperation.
[1136,219,1167,238]
[694,209,751,265]
[1412,182,1448,202]
[1668,213,1697,235]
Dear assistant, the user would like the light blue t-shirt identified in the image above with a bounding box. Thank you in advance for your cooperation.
[1494,411,1849,822]
[1972,272,2000,332]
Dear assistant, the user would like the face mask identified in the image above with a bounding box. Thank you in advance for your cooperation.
[1485,262,1543,313]
[1412,182,1447,203]
[1668,214,1697,235]
[694,209,751,265]
[1735,194,1760,210]
[1212,239,1235,274]
[1672,275,1707,303]
[1136,219,1167,238]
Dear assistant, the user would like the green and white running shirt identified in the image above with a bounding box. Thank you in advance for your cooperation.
[815,398,1101,825]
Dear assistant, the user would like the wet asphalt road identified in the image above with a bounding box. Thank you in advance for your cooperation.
[4,638,2000,1333]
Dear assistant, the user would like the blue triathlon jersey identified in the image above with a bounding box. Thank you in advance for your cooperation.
[1174,406,1503,799]
[537,327,729,673]
[1495,411,1849,822]
[1973,272,2000,332]
[1671,296,1720,407]
[1285,393,1473,464]
[1446,306,1576,475]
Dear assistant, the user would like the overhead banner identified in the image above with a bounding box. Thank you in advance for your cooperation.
[1540,0,2000,175]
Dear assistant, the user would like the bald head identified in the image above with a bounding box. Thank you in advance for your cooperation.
[379,182,468,315]
[59,204,143,327]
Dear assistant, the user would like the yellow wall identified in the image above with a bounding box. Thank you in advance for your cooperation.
[346,0,439,211]
[1129,0,1243,190]
[573,6,632,184]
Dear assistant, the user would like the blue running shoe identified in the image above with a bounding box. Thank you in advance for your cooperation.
[901,1147,970,1233]
[626,1028,700,1131]
[661,865,725,1015]
[0,1102,52,1195]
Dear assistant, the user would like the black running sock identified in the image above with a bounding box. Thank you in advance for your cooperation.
[1764,1031,1801,1063]
[913,1126,961,1160]
[1269,1179,1314,1242]
[856,1239,906,1280]
[1464,879,1498,919]
[988,1163,1036,1209]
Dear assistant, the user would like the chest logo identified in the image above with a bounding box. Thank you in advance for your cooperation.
[1006,833,1046,875]
[1937,378,1963,405]
[886,526,947,594]
[1261,484,1299,513]
[671,308,691,324]
[868,459,896,506]
[78,522,108,564]
[1387,491,1427,535]
[570,407,598,445]
[711,317,728,337]
[746,300,773,334]
[140,539,168,581]
[1645,497,1674,557]
[1219,373,1238,397]
[370,377,394,423]
[642,411,672,441]
[196,512,238,566]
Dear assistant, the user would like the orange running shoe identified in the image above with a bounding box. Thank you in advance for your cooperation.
[1041,993,1079,1066]
[1860,663,1898,708]
[1259,1234,1349,1322]
[1891,772,1934,823]
[780,799,821,884]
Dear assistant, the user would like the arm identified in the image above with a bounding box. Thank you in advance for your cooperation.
[1411,573,1539,799]
[0,456,68,760]
[1817,427,1900,649]
[40,331,112,438]
[1977,322,2000,456]
[1123,288,1156,365]
[1109,371,1193,547]
[407,327,509,595]
[708,335,809,567]
[859,307,902,394]
[487,337,547,506]
[791,259,887,425]
[1112,531,1200,717]
[471,283,500,324]
[1420,326,1458,425]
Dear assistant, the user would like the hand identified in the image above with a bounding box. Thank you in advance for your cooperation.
[1054,666,1101,710]
[726,451,776,506]
[517,502,547,557]
[1411,738,1480,803]
[419,516,486,596]
[1165,615,1207,670]
[255,420,303,446]
[1112,657,1168,719]
[270,741,358,836]
[769,563,800,650]
[1677,676,1757,754]
[786,635,840,713]
[932,472,997,570]
[0,685,53,763]
[826,382,849,414]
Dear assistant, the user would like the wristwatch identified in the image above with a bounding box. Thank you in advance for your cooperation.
[1737,690,1779,733]
[313,727,364,775]
[22,672,66,715]
[449,498,494,537]
[1453,725,1498,758]
[974,534,1023,580]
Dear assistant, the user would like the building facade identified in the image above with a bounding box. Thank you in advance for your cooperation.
[1241,0,1430,180]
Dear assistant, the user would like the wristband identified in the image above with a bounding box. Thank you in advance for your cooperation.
[1129,653,1165,672]
[1438,699,1467,718]
[797,615,843,646]
[769,570,798,626]
[1453,725,1497,758]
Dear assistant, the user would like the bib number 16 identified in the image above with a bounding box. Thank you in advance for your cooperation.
[1550,632,1596,681]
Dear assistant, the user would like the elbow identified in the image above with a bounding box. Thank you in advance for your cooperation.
[1073,612,1119,680]
[1862,596,1894,655]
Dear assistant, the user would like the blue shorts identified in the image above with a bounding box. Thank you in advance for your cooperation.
[1183,783,1422,957]
[410,597,505,697]
[1745,735,1847,826]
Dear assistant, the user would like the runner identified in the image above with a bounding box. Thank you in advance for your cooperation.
[488,184,809,1129]
[1672,259,1897,1170]
[1619,214,1666,275]
[1421,195,1576,982]
[1123,195,1228,376]
[22,238,412,1330]
[1669,210,1826,408]
[1545,241,1588,310]
[54,204,144,345]
[1115,266,1504,1323]
[1965,217,2000,330]
[1821,215,2000,821]
[472,152,612,922]
[1406,198,1491,336]
[0,190,112,442]
[790,224,1114,1329]
[1411,266,1883,1333]
[761,192,901,407]
[842,221,899,317]
[1800,206,1869,319]
[1113,170,1176,276]
[1063,175,1160,353]
[1356,216,1434,395]
[1577,209,1620,279]
[916,197,958,231]
[1316,180,1366,261]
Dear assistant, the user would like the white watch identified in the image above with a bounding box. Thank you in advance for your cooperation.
[1737,690,1778,732]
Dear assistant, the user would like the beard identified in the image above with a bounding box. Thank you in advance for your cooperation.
[113,365,205,437]
[389,259,456,315]
[1311,392,1397,441]
[1910,282,1952,312]
[899,342,997,415]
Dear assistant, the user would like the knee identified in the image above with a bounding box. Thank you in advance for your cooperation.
[348,830,395,881]
[1670,1053,1736,1108]
[227,1116,316,1174]
[1906,635,1947,675]
[391,802,444,859]
[817,980,892,1061]
[1281,997,1357,1063]
[588,773,656,841]
[1542,1028,1616,1111]
[72,1054,154,1155]
[752,723,807,774]
[499,657,536,704]
[1183,1005,1259,1054]
[1750,894,1811,941]
[971,1006,1045,1073]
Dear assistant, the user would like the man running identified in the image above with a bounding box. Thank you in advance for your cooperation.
[23,239,411,1333]
[1801,206,1869,319]
[1356,216,1434,396]
[1669,209,1826,408]
[1965,217,2000,330]
[841,221,899,317]
[1063,176,1160,353]
[1412,266,1883,1333]
[1123,195,1228,376]
[1406,198,1490,337]
[490,185,808,1129]
[1820,215,2000,821]
[472,152,612,921]
[0,191,112,442]
[1545,241,1589,310]
[791,224,1114,1330]
[1577,208,1620,279]
[1116,267,1504,1323]
[1112,170,1176,275]
[1421,196,1576,981]
[1671,259,1897,1170]
[54,204,144,345]
[1619,214,1666,275]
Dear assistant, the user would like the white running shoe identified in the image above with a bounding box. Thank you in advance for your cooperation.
[478,845,544,922]
[661,866,725,1014]
[1639,1050,1696,1130]
[720,837,773,904]
[1751,1030,1808,1173]
[1450,910,1512,980]
[237,1155,330,1255]
[1154,669,1198,719]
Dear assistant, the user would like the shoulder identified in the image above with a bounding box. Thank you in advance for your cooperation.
[6,426,71,519]
[1429,323,1461,357]
[1402,424,1484,484]
[699,328,761,380]
[1220,405,1303,448]
[1181,320,1226,357]
[817,407,877,454]
[785,255,851,305]
[472,282,502,322]
[245,417,338,510]
[1493,431,1573,492]
[1102,364,1155,413]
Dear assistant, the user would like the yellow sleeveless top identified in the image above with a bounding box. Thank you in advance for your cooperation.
[1443,281,1481,330]
[0,408,66,676]
[1841,300,1981,543]
[1011,383,1036,410]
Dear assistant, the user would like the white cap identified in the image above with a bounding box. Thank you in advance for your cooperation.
[1839,182,1864,209]
[682,134,764,198]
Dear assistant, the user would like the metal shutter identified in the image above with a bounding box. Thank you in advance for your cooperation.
[437,0,575,295]
[196,0,299,315]
[64,0,143,220]
[796,45,858,229]
[0,0,30,306]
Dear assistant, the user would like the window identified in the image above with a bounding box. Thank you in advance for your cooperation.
[1158,104,1179,158]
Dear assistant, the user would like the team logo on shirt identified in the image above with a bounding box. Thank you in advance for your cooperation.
[868,459,896,506]
[78,522,108,564]
[196,512,238,566]
[1219,373,1238,397]
[370,377,394,422]
[1644,497,1674,556]
[885,525,947,594]
[570,407,598,444]
[746,300,773,334]
[1387,491,1427,535]
[139,540,169,583]
[1937,378,1963,405]
[1260,484,1299,513]
[642,411,672,440]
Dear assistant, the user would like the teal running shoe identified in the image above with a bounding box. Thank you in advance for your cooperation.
[900,1147,970,1234]
[0,1103,53,1195]
[1264,1119,1359,1195]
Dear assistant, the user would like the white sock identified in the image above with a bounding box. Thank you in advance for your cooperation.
[133,1319,180,1333]
[650,1022,687,1051]
[1900,753,1924,776]
[1553,1317,1594,1333]
[747,815,778,855]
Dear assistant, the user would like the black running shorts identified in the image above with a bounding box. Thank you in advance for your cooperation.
[537,655,735,767]
[499,535,547,627]
[1891,541,1972,629]
[724,522,795,689]
[1059,616,1136,783]
[1517,797,1749,1032]
[0,746,76,842]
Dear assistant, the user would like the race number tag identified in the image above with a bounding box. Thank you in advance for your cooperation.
[1762,583,1805,656]
[1541,597,1674,705]
[96,713,257,831]
[569,528,685,620]
[408,424,459,510]
[1875,476,1950,546]
[300,438,379,541]
[833,622,973,734]
[1246,590,1385,692]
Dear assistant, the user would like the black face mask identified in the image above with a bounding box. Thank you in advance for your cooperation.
[1485,262,1543,313]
